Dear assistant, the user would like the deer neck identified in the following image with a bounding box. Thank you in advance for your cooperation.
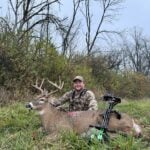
[39,103,58,117]
[39,103,65,132]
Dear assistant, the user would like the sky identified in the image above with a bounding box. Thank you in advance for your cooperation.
[0,0,149,35]
[114,0,150,35]
[59,0,150,36]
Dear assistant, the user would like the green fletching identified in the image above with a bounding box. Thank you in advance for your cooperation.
[97,129,104,140]
[90,134,95,139]
[90,128,104,140]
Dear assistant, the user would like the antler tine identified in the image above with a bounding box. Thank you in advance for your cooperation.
[32,78,45,94]
[47,77,64,90]
[40,78,45,88]
[59,76,64,90]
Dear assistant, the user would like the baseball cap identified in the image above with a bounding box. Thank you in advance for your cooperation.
[73,76,84,82]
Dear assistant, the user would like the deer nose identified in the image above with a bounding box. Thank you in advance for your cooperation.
[25,103,32,109]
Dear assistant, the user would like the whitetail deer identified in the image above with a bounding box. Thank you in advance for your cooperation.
[26,78,142,138]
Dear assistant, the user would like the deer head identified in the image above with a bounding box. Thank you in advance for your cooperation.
[26,78,64,110]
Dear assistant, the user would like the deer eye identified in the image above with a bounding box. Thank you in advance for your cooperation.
[40,98,44,101]
[39,98,45,103]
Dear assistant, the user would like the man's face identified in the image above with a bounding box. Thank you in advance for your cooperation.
[73,80,85,91]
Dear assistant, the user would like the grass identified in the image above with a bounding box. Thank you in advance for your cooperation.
[0,100,150,150]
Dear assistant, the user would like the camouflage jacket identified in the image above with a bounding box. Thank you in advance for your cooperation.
[54,89,98,111]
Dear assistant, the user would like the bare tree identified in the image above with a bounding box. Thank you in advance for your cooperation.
[81,0,123,56]
[121,28,150,75]
[104,50,122,70]
[7,0,63,42]
[61,0,83,56]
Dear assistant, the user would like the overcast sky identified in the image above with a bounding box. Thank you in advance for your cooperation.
[59,0,150,36]
[114,0,150,35]
[0,0,149,36]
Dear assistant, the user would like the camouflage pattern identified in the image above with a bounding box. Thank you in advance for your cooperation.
[54,89,98,111]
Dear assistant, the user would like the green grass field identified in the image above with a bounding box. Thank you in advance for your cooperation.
[0,100,149,150]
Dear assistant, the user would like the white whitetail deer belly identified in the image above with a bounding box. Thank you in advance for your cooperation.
[39,110,45,115]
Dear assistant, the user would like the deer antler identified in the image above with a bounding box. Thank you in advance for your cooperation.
[47,77,64,95]
[32,78,45,94]
[32,77,64,96]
